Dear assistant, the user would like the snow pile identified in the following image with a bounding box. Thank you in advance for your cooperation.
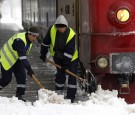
[0,85,135,115]
[35,85,127,106]
[35,85,125,105]
[36,88,70,104]
[77,85,129,114]
[87,85,122,104]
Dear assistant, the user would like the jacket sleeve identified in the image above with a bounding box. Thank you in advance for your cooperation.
[63,35,76,66]
[40,26,52,57]
[12,38,31,70]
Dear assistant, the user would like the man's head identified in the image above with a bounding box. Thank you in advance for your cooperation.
[27,26,39,43]
[55,15,68,33]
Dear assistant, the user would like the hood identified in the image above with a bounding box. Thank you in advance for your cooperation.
[55,15,68,27]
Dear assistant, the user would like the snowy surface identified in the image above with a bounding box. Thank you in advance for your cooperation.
[0,85,135,115]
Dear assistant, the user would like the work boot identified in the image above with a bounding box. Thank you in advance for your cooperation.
[16,94,26,102]
[66,95,75,103]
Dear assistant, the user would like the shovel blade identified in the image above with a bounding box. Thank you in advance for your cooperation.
[85,70,97,93]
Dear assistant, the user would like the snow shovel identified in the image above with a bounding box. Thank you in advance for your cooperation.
[31,74,64,103]
[46,59,85,81]
[46,59,97,94]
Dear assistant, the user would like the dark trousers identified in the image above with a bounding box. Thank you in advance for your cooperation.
[0,60,26,95]
[54,57,78,101]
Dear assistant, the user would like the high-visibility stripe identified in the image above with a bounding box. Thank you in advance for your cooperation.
[50,26,56,56]
[66,28,76,43]
[17,84,26,88]
[68,84,77,88]
[64,52,72,59]
[19,56,27,60]
[41,43,49,47]
[6,42,17,60]
[55,83,65,87]
[1,48,13,66]
[1,41,18,67]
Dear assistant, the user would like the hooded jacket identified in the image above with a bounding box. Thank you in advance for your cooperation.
[55,15,68,27]
[40,15,78,66]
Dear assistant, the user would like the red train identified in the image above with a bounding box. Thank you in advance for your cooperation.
[22,0,135,103]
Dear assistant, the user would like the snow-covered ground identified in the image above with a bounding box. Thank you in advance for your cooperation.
[0,85,135,115]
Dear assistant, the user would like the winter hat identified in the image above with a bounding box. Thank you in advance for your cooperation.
[27,26,39,36]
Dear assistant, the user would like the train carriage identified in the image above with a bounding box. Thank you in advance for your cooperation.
[89,0,135,103]
[22,0,135,103]
[22,0,56,37]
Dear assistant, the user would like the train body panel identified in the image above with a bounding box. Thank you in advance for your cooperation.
[22,0,135,103]
[89,0,135,103]
[89,0,135,73]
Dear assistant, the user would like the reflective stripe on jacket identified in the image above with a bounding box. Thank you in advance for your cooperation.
[0,32,32,70]
[50,25,78,61]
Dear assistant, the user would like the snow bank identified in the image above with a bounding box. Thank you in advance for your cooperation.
[0,85,135,115]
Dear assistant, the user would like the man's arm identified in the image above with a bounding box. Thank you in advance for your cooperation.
[40,27,52,61]
[12,38,32,70]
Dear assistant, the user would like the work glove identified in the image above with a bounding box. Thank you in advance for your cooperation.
[27,68,34,77]
[40,55,46,62]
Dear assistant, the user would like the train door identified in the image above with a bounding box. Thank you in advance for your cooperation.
[79,0,91,68]
[56,0,91,69]
[56,0,77,31]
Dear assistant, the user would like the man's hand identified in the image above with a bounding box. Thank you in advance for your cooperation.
[40,55,46,62]
[27,68,34,77]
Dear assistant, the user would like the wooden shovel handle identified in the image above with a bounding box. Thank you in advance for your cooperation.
[46,59,84,81]
[31,74,45,89]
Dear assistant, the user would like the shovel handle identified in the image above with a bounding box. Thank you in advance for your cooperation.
[46,59,84,82]
[31,74,45,89]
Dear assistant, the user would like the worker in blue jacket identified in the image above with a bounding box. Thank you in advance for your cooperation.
[0,26,39,102]
[40,15,78,103]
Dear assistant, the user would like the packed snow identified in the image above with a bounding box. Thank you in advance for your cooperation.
[0,85,135,115]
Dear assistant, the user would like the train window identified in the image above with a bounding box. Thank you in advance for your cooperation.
[72,3,74,16]
[46,12,49,27]
[28,13,29,20]
[61,8,63,13]
[116,9,130,22]
[34,12,35,23]
[65,5,70,14]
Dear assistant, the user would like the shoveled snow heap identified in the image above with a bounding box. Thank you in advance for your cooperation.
[37,88,71,104]
[34,85,135,114]
[36,85,126,105]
